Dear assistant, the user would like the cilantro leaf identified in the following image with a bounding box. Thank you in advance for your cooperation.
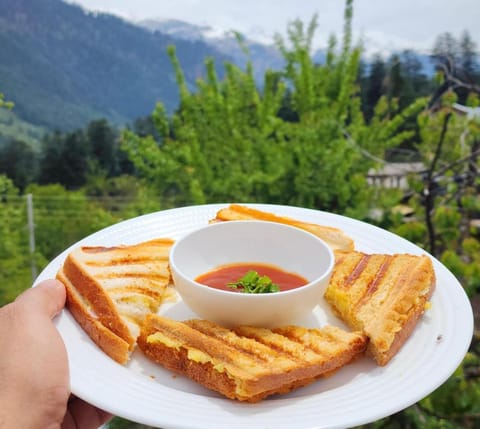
[227,270,280,294]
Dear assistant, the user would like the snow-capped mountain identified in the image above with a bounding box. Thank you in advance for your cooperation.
[137,19,286,81]
[137,18,435,80]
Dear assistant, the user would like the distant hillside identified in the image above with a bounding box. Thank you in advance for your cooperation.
[0,108,46,148]
[0,1,438,133]
[138,19,286,83]
[138,19,436,83]
[0,0,232,130]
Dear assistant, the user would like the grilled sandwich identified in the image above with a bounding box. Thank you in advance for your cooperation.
[213,204,355,251]
[138,314,368,402]
[324,250,436,366]
[56,238,174,364]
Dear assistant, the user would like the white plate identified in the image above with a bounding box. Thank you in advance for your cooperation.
[35,204,473,429]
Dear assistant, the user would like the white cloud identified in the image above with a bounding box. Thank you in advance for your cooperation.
[68,0,480,54]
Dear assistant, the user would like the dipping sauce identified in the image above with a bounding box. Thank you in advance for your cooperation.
[195,262,308,292]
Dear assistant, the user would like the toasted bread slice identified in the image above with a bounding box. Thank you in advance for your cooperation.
[213,204,354,251]
[324,250,436,366]
[138,314,367,402]
[56,238,174,364]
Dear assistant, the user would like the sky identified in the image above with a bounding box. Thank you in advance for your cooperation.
[68,0,480,55]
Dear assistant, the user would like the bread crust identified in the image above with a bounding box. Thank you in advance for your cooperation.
[62,251,136,348]
[325,250,436,366]
[57,270,131,364]
[138,314,367,402]
[56,238,174,364]
[213,204,355,251]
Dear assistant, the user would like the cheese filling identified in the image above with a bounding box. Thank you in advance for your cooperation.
[145,331,259,397]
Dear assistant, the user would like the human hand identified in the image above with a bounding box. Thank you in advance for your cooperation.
[0,279,111,428]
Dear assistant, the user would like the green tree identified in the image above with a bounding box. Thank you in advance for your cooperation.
[0,176,32,303]
[122,0,423,219]
[363,54,387,121]
[398,51,434,118]
[0,138,39,190]
[84,174,163,217]
[431,31,479,106]
[37,120,134,189]
[367,89,480,428]
[459,31,478,82]
[0,96,32,303]
[25,183,117,262]
[385,54,405,111]
[122,46,290,206]
[383,51,435,162]
[0,93,14,109]
[38,129,90,188]
[86,119,120,177]
[433,32,459,69]
[457,31,479,103]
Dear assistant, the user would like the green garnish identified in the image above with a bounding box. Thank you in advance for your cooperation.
[227,270,280,294]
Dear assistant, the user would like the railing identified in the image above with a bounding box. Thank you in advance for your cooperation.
[367,162,425,189]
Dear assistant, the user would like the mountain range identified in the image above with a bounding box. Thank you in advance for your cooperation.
[136,18,440,80]
[0,0,437,137]
[138,18,286,83]
[0,0,233,131]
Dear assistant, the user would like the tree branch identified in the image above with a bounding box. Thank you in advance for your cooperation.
[424,112,452,256]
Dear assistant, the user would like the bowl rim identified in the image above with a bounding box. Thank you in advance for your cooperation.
[169,220,335,297]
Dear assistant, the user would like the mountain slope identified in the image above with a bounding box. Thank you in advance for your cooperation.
[138,19,285,84]
[0,0,232,130]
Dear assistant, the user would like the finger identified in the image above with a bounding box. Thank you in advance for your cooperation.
[15,279,66,319]
[64,396,112,429]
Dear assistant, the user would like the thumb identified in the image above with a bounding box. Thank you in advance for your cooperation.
[15,279,66,320]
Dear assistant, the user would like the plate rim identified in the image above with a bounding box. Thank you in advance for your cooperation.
[35,203,474,429]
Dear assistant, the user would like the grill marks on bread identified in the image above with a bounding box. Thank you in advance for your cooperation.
[57,238,174,364]
[138,314,367,402]
[325,250,436,366]
[55,207,436,400]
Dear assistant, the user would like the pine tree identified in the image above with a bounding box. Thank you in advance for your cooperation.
[87,119,119,176]
[363,55,387,121]
[0,139,39,190]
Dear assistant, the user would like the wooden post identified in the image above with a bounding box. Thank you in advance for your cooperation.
[26,193,37,281]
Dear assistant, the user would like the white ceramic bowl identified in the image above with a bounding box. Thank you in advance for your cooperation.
[169,220,334,327]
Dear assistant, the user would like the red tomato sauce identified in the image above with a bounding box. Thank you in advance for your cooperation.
[195,263,308,292]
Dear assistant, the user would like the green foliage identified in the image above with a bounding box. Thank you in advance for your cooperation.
[36,119,132,190]
[107,417,155,429]
[413,98,480,258]
[227,270,281,294]
[1,2,480,428]
[122,4,423,218]
[0,107,46,148]
[0,93,41,148]
[87,119,121,176]
[441,239,480,297]
[0,139,39,191]
[38,130,91,188]
[417,352,480,426]
[83,174,164,218]
[0,92,13,109]
[123,49,292,207]
[25,183,117,262]
[369,72,480,428]
[0,176,32,302]
[391,221,428,247]
[0,174,167,306]
[361,54,387,121]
